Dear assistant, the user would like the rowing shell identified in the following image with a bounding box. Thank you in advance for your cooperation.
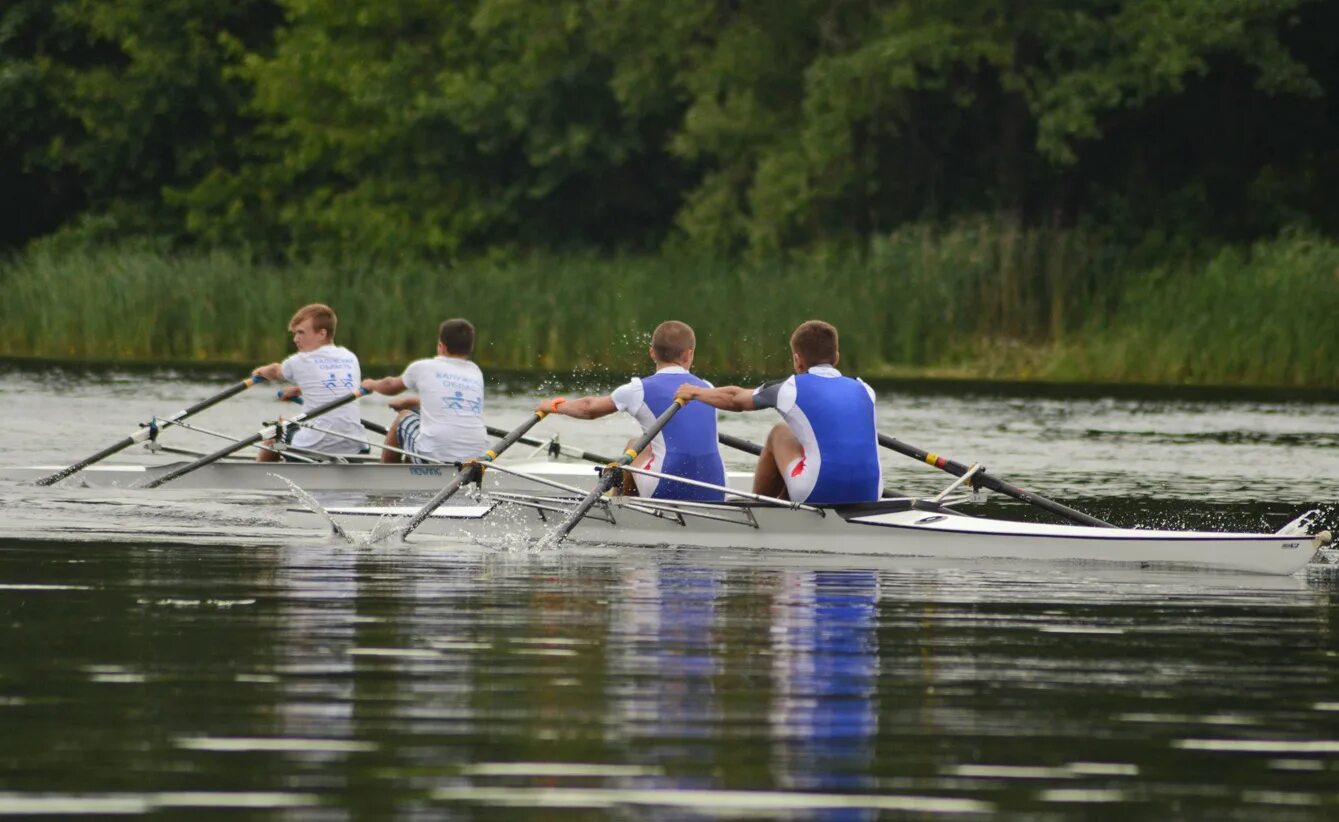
[2,461,754,493]
[300,495,1329,576]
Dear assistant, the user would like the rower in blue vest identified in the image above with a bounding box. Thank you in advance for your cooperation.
[536,320,727,502]
[674,320,882,505]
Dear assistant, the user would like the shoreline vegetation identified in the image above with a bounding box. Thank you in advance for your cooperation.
[6,2,1337,395]
[3,222,1335,390]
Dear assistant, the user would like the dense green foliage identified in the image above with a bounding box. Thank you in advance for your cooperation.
[3,0,1338,256]
[3,227,1334,386]
[2,1,1337,385]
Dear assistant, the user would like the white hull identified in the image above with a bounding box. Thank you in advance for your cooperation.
[306,496,1327,576]
[3,460,754,494]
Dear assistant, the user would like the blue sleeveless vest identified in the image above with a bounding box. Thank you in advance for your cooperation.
[640,371,726,502]
[793,372,881,504]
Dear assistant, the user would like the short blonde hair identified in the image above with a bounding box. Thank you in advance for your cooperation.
[651,320,696,362]
[289,304,337,339]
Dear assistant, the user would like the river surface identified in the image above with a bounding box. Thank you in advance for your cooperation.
[2,363,1339,818]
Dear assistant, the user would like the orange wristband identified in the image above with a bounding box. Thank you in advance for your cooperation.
[550,397,567,412]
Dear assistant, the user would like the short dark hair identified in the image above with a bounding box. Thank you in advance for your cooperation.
[790,320,838,366]
[439,318,475,355]
[651,320,695,363]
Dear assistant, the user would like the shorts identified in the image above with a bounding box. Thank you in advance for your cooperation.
[630,449,725,502]
[781,450,881,505]
[782,451,818,504]
[395,412,429,464]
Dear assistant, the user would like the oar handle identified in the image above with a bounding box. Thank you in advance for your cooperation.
[34,375,267,486]
[877,433,1113,528]
[398,410,552,538]
[543,399,686,547]
[144,387,369,488]
[361,419,388,436]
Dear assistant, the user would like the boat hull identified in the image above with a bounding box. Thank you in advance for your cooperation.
[3,461,751,493]
[306,497,1324,576]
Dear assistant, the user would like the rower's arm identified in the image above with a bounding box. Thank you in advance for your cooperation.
[538,395,617,420]
[361,376,407,396]
[675,384,755,411]
[253,362,284,382]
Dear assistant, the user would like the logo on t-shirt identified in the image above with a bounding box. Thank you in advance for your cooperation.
[323,371,355,390]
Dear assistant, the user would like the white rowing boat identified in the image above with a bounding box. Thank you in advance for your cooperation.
[1,460,755,493]
[299,491,1330,576]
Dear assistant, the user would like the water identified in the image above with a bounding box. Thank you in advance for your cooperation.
[3,363,1339,817]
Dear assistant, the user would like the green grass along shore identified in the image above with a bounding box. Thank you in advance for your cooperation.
[3,225,1335,389]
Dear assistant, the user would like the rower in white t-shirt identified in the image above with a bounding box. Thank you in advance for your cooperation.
[251,303,368,461]
[361,318,488,463]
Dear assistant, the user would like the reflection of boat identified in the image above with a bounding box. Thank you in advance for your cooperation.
[303,493,1330,576]
[0,460,751,493]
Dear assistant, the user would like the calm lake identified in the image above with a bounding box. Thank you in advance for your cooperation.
[2,362,1338,818]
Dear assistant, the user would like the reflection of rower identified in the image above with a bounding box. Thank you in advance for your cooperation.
[771,569,879,802]
[606,563,721,784]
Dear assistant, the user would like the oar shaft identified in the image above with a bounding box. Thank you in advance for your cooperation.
[718,432,763,457]
[877,433,1113,528]
[361,419,389,436]
[35,375,267,486]
[399,411,551,538]
[484,425,614,465]
[546,399,685,546]
[143,388,370,488]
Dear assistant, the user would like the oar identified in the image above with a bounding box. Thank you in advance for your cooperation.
[35,375,268,486]
[362,419,389,436]
[386,410,554,542]
[537,399,685,550]
[718,431,763,457]
[877,433,1113,528]
[280,393,386,437]
[142,388,371,488]
[484,424,615,465]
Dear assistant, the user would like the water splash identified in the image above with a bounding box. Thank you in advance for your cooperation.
[273,474,353,544]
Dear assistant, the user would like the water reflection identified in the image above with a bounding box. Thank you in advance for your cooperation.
[3,539,1339,817]
[771,570,880,819]
[607,564,721,792]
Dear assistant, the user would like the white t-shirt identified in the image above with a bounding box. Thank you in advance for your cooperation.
[402,356,487,461]
[280,344,366,453]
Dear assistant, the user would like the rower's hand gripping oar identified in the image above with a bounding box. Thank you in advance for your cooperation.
[381,410,554,543]
[537,399,686,551]
[141,388,371,489]
[35,375,268,486]
[877,433,1113,528]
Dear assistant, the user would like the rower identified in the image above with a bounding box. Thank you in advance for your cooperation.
[360,319,487,464]
[536,320,727,502]
[251,304,368,462]
[674,320,881,505]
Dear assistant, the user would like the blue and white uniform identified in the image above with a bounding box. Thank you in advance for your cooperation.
[752,365,881,504]
[611,366,727,502]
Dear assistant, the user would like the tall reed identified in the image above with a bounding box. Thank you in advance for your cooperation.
[1,223,1333,387]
